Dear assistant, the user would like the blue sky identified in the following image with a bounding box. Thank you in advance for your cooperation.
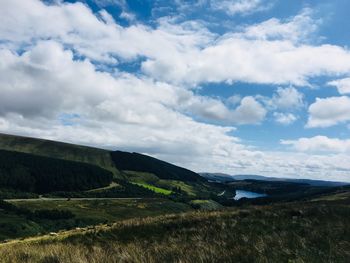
[1,0,350,181]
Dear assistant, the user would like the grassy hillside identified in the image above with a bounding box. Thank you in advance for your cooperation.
[1,192,349,262]
[124,170,228,199]
[0,134,209,199]
[0,198,191,241]
[0,133,118,175]
[0,133,208,185]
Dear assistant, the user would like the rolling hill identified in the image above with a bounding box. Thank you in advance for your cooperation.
[0,133,115,172]
[0,133,214,199]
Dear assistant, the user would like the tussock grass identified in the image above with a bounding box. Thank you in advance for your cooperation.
[1,199,350,263]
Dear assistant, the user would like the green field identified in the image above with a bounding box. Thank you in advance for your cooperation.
[132,183,173,195]
[125,170,227,198]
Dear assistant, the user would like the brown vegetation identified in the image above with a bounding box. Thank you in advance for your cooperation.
[1,197,349,263]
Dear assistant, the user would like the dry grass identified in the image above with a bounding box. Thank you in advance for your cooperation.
[1,199,350,263]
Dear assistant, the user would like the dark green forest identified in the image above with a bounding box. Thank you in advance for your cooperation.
[111,151,203,182]
[0,150,113,193]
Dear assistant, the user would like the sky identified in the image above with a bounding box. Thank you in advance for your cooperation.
[0,0,350,182]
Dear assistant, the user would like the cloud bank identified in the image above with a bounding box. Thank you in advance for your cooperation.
[0,0,349,181]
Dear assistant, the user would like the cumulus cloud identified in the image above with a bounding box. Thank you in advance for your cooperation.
[210,0,271,16]
[183,95,266,124]
[1,1,350,87]
[230,97,267,124]
[240,8,319,43]
[281,136,350,153]
[328,78,350,95]
[273,112,297,125]
[307,96,350,128]
[0,0,213,63]
[265,86,305,110]
[1,0,350,181]
[260,87,303,125]
[142,38,350,86]
[0,40,244,162]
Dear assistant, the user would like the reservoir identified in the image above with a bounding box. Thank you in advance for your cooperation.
[234,190,267,200]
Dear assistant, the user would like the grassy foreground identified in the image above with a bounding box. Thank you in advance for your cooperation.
[0,198,191,241]
[1,197,349,263]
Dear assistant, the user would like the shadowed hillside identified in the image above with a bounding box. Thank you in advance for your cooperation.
[111,151,203,182]
[0,149,113,193]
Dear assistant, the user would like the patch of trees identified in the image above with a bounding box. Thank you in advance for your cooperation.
[0,150,113,193]
[111,151,203,182]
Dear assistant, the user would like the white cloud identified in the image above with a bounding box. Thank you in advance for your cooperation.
[120,11,136,22]
[274,112,297,125]
[241,8,319,43]
[230,96,267,124]
[328,78,350,95]
[0,40,243,159]
[142,37,350,86]
[227,95,242,105]
[266,87,305,110]
[210,0,271,16]
[1,0,350,182]
[1,40,349,181]
[183,95,266,124]
[260,87,303,125]
[0,0,213,63]
[281,136,350,153]
[307,96,350,128]
[1,1,350,87]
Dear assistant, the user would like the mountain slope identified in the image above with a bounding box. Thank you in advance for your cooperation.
[0,133,208,197]
[111,151,204,182]
[0,133,116,173]
[0,149,113,193]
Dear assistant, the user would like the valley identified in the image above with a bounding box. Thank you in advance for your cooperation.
[0,133,349,262]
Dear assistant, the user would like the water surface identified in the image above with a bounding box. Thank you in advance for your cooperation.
[234,190,267,200]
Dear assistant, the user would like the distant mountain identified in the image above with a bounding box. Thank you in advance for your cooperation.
[199,173,236,183]
[200,173,348,187]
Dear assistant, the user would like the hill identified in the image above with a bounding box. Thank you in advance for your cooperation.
[0,149,113,193]
[112,151,203,182]
[0,133,217,199]
[0,133,117,174]
[0,133,204,183]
